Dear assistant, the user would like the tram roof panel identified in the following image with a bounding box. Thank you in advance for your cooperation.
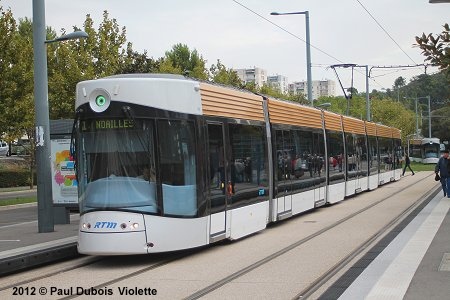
[342,115,366,135]
[391,127,401,139]
[365,121,377,136]
[76,74,202,116]
[322,111,343,132]
[199,83,265,122]
[267,98,323,129]
[376,123,393,138]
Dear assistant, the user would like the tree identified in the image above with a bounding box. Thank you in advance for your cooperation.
[209,59,242,87]
[393,76,406,102]
[47,11,129,119]
[394,76,406,88]
[425,106,450,143]
[403,72,449,112]
[415,23,450,77]
[120,43,160,74]
[160,43,208,80]
[0,5,18,137]
[371,99,416,143]
[0,16,37,187]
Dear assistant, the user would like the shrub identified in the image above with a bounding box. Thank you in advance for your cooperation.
[0,170,37,188]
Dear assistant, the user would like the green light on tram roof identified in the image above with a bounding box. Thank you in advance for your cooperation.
[96,95,107,107]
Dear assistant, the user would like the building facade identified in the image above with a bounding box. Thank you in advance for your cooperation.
[267,75,289,94]
[289,80,336,100]
[234,67,268,88]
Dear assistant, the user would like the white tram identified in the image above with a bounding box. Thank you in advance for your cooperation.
[73,74,402,255]
[409,137,440,164]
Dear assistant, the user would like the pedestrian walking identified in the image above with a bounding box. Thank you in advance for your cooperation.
[435,149,450,197]
[402,154,414,176]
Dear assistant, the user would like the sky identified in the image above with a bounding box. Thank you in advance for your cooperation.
[1,0,449,95]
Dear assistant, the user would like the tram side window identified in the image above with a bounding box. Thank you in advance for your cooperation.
[327,130,345,184]
[275,129,325,194]
[345,133,368,178]
[229,124,268,207]
[286,129,326,194]
[378,137,393,173]
[410,143,421,159]
[367,136,379,174]
[158,119,197,217]
[393,139,402,169]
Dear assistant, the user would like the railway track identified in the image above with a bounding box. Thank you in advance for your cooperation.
[0,174,437,300]
[184,174,437,300]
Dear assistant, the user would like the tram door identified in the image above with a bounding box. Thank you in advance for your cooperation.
[275,130,293,217]
[207,123,228,240]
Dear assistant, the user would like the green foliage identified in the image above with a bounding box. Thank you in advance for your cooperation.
[209,59,242,87]
[160,43,208,80]
[409,161,436,172]
[406,73,449,110]
[415,23,450,77]
[120,44,160,74]
[0,170,36,188]
[0,197,36,207]
[0,6,16,136]
[48,12,128,119]
[371,98,416,142]
[394,76,406,88]
[423,106,450,143]
[0,9,34,142]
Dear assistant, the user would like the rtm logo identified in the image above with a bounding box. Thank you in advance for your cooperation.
[94,221,117,229]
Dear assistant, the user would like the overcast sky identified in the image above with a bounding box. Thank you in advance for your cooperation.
[1,0,449,94]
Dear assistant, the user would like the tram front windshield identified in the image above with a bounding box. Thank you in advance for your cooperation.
[77,118,197,217]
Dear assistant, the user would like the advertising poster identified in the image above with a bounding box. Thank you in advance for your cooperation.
[50,139,78,204]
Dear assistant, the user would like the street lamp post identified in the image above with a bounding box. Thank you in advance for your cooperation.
[404,96,432,138]
[365,65,370,121]
[426,95,431,138]
[315,102,331,110]
[33,0,88,233]
[271,11,313,106]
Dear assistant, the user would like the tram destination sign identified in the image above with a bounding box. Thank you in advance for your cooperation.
[81,119,135,131]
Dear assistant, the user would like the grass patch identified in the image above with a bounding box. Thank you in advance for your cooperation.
[409,161,436,172]
[0,197,37,207]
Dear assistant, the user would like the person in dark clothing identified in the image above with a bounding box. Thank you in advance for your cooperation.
[402,154,414,176]
[435,149,450,197]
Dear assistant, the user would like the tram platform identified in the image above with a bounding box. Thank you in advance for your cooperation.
[319,180,450,299]
[0,172,449,300]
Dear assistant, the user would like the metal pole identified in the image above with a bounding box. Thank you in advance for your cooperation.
[304,11,313,106]
[33,0,54,232]
[415,98,419,136]
[427,95,431,138]
[365,65,370,121]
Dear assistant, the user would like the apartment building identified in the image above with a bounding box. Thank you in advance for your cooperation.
[233,66,335,99]
[267,75,289,94]
[234,67,268,87]
[289,80,336,99]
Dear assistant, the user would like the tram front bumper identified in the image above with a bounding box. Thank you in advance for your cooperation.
[78,211,148,255]
[78,230,148,255]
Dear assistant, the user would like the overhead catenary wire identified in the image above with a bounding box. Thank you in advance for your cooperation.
[230,0,430,91]
[230,0,344,64]
[355,0,417,65]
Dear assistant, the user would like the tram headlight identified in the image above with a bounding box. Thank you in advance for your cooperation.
[89,89,111,113]
[82,223,91,229]
[119,222,140,230]
[95,95,107,107]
